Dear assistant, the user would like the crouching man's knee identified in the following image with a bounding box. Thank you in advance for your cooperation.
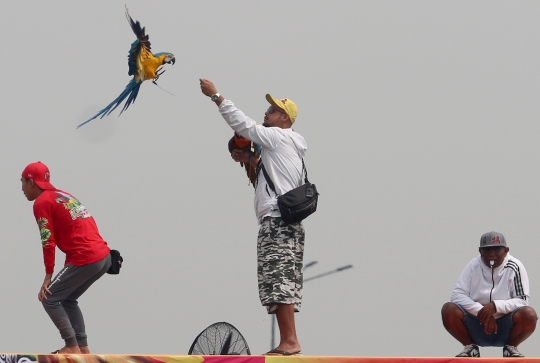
[441,302,463,323]
[513,306,538,328]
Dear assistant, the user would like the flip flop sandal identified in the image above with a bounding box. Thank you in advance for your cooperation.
[264,349,302,356]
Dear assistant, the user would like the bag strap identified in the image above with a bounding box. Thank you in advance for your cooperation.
[256,134,309,192]
[301,159,309,184]
[288,135,309,184]
[258,158,308,196]
[259,161,277,194]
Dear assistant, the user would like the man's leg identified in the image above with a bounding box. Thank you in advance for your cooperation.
[506,306,537,346]
[43,254,111,353]
[273,221,304,353]
[62,254,111,353]
[441,302,474,345]
[275,303,301,353]
[257,218,303,354]
[78,346,90,354]
[42,265,81,350]
[60,300,86,349]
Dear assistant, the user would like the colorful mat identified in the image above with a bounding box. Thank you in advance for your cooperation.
[1,354,540,363]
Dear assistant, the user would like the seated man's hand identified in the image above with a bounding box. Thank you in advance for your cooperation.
[477,302,497,324]
[483,315,498,335]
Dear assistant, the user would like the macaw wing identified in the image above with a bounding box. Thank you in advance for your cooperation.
[125,6,153,82]
[76,79,142,128]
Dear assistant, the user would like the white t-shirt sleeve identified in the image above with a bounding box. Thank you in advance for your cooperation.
[451,261,484,316]
[219,99,284,150]
[493,259,530,314]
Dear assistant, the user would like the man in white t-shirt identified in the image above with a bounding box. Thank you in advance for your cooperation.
[442,231,537,357]
[200,79,307,356]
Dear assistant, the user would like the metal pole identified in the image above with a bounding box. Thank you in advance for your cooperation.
[303,265,353,282]
[271,315,275,350]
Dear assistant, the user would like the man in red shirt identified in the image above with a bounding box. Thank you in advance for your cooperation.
[21,161,111,354]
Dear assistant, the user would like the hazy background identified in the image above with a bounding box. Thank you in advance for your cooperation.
[1,0,540,358]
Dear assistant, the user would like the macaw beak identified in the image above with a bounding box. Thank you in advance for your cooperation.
[169,57,175,65]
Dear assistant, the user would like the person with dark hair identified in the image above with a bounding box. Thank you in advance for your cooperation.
[21,161,111,354]
[441,231,537,357]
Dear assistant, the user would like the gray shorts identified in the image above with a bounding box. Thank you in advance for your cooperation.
[457,304,518,347]
[257,217,305,314]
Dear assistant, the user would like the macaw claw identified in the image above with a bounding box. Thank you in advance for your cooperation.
[154,68,166,82]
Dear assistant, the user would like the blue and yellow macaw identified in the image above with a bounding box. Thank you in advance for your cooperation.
[77,7,175,128]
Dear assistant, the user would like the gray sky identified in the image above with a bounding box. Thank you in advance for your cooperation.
[1,0,540,358]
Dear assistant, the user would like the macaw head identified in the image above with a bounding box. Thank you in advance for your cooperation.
[154,52,175,65]
[163,53,175,65]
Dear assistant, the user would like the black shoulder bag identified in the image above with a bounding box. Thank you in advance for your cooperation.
[259,159,319,224]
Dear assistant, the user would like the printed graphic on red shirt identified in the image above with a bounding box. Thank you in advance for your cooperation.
[38,217,51,247]
[55,191,92,220]
[34,189,110,274]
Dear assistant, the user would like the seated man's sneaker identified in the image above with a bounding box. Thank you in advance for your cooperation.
[456,344,480,357]
[503,345,524,357]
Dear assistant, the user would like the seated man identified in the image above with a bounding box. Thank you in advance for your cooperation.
[441,231,537,357]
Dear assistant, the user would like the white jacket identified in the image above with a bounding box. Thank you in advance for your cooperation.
[451,254,529,319]
[219,100,307,222]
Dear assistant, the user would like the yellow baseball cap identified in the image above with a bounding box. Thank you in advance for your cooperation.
[266,94,298,124]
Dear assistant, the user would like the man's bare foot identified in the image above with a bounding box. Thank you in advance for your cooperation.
[79,346,90,354]
[58,346,82,354]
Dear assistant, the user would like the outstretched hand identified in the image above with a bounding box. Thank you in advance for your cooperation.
[199,78,218,97]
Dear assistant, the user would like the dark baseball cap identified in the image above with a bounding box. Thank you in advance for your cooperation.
[479,231,507,248]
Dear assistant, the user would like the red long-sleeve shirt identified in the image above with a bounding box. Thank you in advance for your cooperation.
[33,189,110,274]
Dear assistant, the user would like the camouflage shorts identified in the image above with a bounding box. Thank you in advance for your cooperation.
[257,217,305,314]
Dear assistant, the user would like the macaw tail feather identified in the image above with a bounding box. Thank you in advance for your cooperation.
[77,79,142,128]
